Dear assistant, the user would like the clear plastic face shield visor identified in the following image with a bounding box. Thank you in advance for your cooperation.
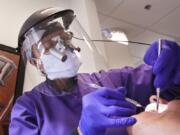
[22,15,82,65]
[21,10,108,96]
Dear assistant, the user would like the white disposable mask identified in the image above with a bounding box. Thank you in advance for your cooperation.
[40,50,82,80]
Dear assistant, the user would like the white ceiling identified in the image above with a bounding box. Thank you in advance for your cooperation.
[94,0,180,66]
[95,0,180,41]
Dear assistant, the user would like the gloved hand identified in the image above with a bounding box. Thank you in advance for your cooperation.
[79,87,137,135]
[144,39,180,90]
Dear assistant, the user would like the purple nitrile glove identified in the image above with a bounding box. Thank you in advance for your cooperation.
[144,39,180,90]
[79,87,137,135]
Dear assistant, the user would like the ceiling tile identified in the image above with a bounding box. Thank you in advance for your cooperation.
[111,0,180,27]
[128,30,176,62]
[94,0,123,14]
[97,13,107,24]
[151,7,180,38]
[100,17,145,39]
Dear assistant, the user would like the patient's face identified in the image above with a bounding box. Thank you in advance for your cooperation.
[127,98,180,135]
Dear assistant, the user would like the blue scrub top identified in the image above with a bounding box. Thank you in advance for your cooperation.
[9,64,176,135]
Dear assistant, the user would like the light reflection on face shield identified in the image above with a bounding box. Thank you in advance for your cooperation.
[22,20,81,63]
[37,28,80,61]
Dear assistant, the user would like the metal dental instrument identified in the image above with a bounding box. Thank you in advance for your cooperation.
[156,39,162,112]
[88,83,144,108]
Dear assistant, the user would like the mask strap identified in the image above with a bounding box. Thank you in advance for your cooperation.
[40,47,45,59]
[35,48,45,75]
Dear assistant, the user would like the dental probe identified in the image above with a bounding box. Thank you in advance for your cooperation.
[88,83,144,108]
[156,39,162,112]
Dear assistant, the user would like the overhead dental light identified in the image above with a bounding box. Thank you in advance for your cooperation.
[102,27,128,45]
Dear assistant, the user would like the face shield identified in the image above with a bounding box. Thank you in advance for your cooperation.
[20,8,107,96]
[20,8,150,97]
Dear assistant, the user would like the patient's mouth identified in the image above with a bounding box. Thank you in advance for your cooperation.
[145,102,168,113]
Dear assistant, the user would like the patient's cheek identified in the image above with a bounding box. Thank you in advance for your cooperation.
[128,100,180,135]
[127,102,168,135]
[127,112,160,135]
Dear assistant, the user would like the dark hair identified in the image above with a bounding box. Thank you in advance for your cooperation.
[41,22,63,40]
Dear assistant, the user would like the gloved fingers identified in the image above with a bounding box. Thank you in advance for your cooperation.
[153,49,174,74]
[173,70,180,84]
[144,39,179,65]
[173,47,180,84]
[98,87,126,100]
[144,41,158,65]
[154,72,172,89]
[102,106,136,117]
[173,59,180,84]
[116,87,127,96]
[106,117,137,127]
[102,99,136,110]
[154,59,175,88]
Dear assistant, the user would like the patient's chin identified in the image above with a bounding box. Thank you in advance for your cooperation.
[145,102,168,113]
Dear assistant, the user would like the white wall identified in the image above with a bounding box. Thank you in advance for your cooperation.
[0,0,69,48]
[105,42,133,68]
[0,0,107,92]
[70,0,108,72]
